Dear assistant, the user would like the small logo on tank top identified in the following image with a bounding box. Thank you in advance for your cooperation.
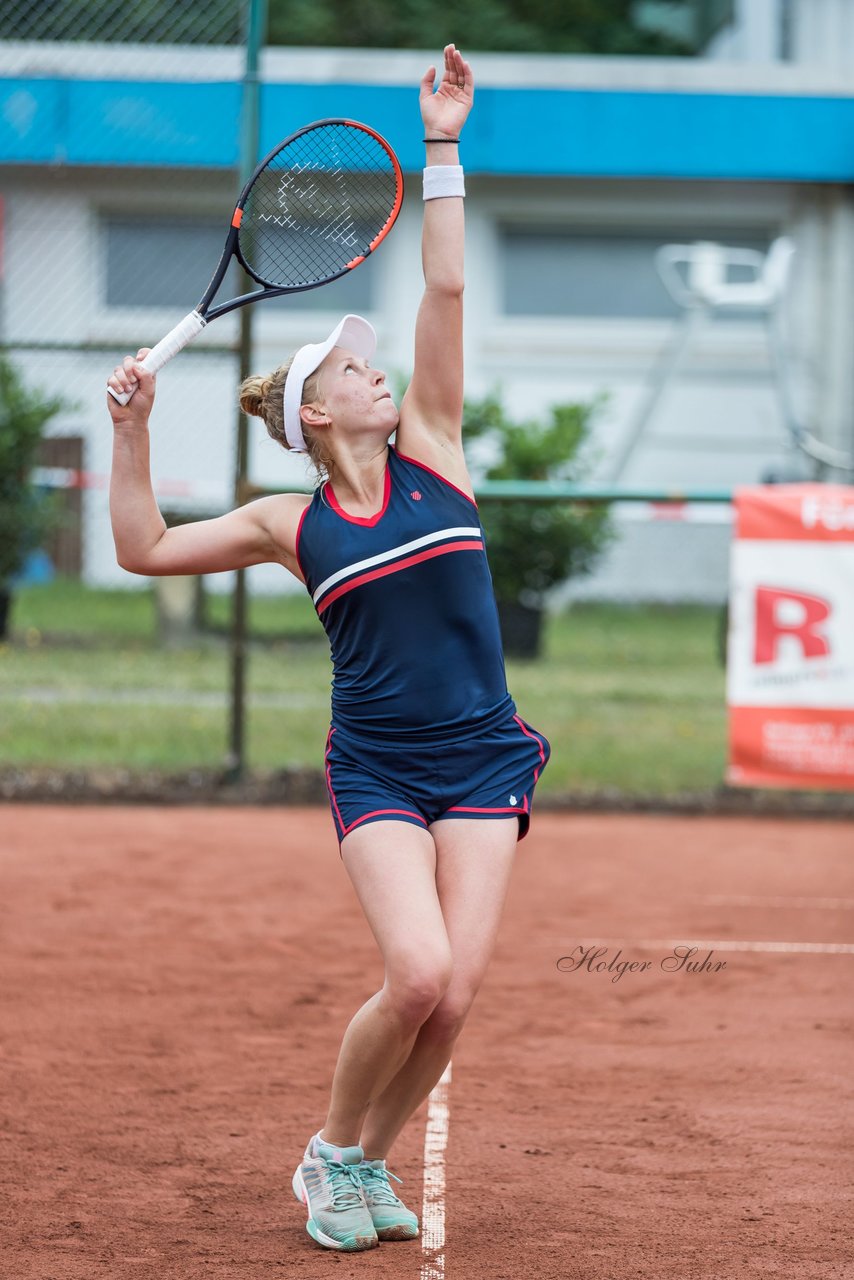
[410,490,422,501]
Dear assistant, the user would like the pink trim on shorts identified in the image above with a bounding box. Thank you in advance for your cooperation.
[344,808,429,835]
[325,729,428,851]
[513,714,546,788]
[444,805,527,815]
[431,807,531,843]
[324,728,347,836]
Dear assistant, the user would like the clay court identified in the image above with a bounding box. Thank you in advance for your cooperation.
[1,804,851,1280]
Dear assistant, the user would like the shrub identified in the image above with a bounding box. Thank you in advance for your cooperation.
[462,391,614,654]
[0,353,66,635]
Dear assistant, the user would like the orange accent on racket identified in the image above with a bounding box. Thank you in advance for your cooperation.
[345,120,405,253]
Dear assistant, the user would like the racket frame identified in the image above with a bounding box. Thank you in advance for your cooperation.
[107,118,403,403]
[197,118,404,321]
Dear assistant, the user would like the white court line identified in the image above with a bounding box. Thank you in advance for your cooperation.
[699,895,854,910]
[586,938,854,955]
[420,1060,452,1280]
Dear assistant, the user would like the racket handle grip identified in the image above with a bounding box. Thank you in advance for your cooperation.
[107,310,207,405]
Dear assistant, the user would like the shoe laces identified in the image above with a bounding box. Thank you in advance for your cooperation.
[322,1158,365,1210]
[360,1163,403,1205]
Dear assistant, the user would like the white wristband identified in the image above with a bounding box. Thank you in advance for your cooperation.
[423,165,465,200]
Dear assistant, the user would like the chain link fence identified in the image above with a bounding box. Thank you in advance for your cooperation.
[2,0,382,610]
[0,0,373,777]
[1,1,259,606]
[1,0,244,44]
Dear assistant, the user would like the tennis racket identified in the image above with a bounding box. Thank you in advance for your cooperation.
[108,118,404,405]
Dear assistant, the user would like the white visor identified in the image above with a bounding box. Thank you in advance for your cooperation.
[283,314,377,452]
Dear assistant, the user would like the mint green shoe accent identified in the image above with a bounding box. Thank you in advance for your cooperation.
[358,1159,419,1241]
[292,1137,378,1251]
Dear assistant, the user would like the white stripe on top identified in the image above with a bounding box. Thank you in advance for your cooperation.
[312,527,482,605]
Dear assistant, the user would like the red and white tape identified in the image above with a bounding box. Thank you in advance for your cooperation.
[33,466,225,502]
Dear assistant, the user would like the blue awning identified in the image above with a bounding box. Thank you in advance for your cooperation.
[2,77,853,181]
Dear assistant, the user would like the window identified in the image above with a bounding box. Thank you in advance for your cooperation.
[103,215,375,311]
[501,227,771,320]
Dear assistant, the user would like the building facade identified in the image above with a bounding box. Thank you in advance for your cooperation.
[2,3,853,601]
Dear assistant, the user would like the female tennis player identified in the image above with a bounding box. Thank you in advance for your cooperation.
[107,44,549,1253]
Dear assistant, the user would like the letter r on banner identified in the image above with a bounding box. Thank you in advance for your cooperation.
[753,586,831,665]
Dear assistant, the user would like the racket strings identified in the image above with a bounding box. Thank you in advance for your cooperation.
[239,124,400,288]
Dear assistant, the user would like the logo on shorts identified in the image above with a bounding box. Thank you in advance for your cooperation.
[509,794,518,806]
[410,490,422,501]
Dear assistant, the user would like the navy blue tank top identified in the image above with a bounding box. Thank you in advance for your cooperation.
[295,444,514,741]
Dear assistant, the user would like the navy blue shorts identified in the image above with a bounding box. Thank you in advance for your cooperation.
[324,711,551,850]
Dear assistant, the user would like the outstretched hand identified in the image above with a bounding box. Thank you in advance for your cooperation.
[419,44,474,140]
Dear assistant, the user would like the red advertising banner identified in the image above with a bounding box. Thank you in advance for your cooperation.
[727,485,854,789]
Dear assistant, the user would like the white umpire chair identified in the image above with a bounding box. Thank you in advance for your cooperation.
[606,235,810,482]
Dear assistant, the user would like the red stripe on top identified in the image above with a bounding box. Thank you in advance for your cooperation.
[325,463,391,526]
[393,447,478,509]
[317,540,483,615]
[294,499,311,581]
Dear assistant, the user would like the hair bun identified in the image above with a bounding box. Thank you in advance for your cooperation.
[238,373,267,418]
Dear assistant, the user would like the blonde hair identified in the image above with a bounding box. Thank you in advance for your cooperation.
[238,357,334,481]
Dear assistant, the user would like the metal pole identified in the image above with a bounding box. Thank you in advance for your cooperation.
[239,479,735,504]
[225,0,267,782]
[605,306,705,484]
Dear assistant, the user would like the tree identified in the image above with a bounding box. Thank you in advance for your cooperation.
[268,0,693,54]
[2,0,694,53]
[0,354,65,639]
[462,391,614,657]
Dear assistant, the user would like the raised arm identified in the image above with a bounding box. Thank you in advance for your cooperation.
[398,45,473,457]
[106,354,307,580]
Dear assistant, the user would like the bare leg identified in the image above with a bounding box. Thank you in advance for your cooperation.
[358,817,519,1160]
[319,821,454,1146]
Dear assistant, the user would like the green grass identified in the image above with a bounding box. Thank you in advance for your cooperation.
[9,576,321,645]
[505,605,727,793]
[1,579,728,794]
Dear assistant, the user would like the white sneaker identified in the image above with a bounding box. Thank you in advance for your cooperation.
[291,1133,378,1251]
[359,1158,419,1240]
